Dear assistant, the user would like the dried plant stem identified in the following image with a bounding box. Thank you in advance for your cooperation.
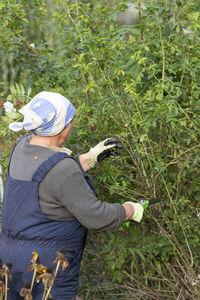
[122,270,163,300]
[0,283,4,300]
[30,267,37,291]
[44,261,60,300]
[161,175,194,270]
[4,272,8,300]
[41,286,47,300]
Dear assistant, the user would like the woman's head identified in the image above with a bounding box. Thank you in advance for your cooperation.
[9,91,75,136]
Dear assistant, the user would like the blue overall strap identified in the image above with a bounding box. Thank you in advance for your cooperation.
[32,151,98,196]
[32,152,69,182]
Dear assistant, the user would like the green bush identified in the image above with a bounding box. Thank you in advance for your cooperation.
[0,0,200,299]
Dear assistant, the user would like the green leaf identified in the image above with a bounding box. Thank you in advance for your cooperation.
[6,112,21,120]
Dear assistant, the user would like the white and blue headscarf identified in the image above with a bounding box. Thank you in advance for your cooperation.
[9,91,75,136]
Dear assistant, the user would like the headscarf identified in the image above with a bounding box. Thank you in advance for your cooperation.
[9,91,75,136]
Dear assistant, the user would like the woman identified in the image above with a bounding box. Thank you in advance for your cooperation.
[0,91,144,300]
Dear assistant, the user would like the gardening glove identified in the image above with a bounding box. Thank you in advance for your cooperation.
[125,202,144,223]
[90,138,122,167]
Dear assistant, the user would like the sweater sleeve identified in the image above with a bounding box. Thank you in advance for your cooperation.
[47,157,126,231]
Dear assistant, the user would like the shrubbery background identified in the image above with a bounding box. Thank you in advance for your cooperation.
[0,0,200,299]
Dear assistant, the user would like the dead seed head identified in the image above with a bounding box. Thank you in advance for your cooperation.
[54,248,68,270]
[20,282,32,299]
[24,282,31,289]
[43,272,53,280]
[5,262,13,270]
[35,256,40,264]
[59,248,66,255]
[42,272,53,282]
[2,264,12,280]
[43,267,53,281]
[36,264,47,280]
[46,267,53,274]
[55,247,67,261]
[20,288,27,297]
[31,252,40,265]
[42,268,54,287]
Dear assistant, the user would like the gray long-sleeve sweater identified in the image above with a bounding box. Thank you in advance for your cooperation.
[9,136,126,231]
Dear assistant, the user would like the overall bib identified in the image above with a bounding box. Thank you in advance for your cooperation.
[0,149,93,300]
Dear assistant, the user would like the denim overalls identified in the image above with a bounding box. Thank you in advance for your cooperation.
[0,141,93,300]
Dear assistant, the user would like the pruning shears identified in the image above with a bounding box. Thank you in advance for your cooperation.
[122,199,150,228]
